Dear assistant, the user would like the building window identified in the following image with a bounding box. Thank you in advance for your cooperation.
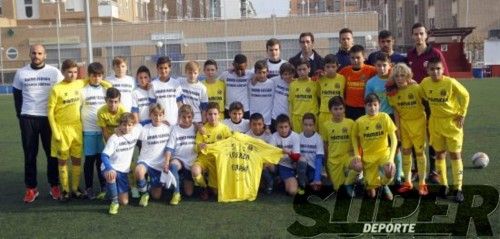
[207,41,241,72]
[333,0,340,12]
[46,48,81,65]
[24,0,33,18]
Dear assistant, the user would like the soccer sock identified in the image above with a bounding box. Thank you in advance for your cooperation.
[137,179,147,193]
[296,161,308,189]
[193,174,207,188]
[394,151,403,182]
[402,154,412,184]
[95,155,106,190]
[169,164,180,193]
[84,155,96,189]
[345,170,358,186]
[262,168,274,188]
[416,155,427,185]
[451,160,463,191]
[58,164,70,192]
[71,164,81,192]
[107,182,119,203]
[435,159,448,186]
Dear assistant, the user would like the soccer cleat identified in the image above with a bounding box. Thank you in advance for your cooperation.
[344,185,355,198]
[49,186,61,200]
[397,182,413,194]
[23,188,39,203]
[418,184,429,196]
[109,202,119,215]
[96,191,107,200]
[71,189,86,199]
[428,171,441,184]
[194,176,207,188]
[297,188,305,195]
[453,190,464,203]
[438,185,449,199]
[170,192,181,205]
[130,187,140,199]
[381,185,393,201]
[60,191,70,202]
[85,188,96,200]
[265,186,273,195]
[139,193,150,207]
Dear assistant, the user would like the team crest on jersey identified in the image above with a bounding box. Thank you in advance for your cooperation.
[216,134,223,140]
[365,126,369,130]
[342,127,348,134]
[306,87,311,93]
[64,92,68,96]
[217,89,222,95]
[335,83,340,89]
[247,144,254,151]
[397,95,401,99]
[440,89,447,96]
[376,123,382,130]
[408,93,414,100]
[429,90,433,94]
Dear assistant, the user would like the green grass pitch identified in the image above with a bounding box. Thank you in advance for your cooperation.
[0,79,498,238]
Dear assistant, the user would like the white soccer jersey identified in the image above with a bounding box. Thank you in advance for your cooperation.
[180,78,209,123]
[166,124,197,169]
[267,59,287,78]
[81,84,107,132]
[12,64,63,116]
[148,77,183,125]
[299,132,324,168]
[220,70,253,110]
[223,118,250,133]
[106,75,136,111]
[131,87,150,124]
[273,131,301,169]
[249,78,274,125]
[102,125,142,173]
[271,76,290,119]
[137,123,171,171]
[246,130,276,145]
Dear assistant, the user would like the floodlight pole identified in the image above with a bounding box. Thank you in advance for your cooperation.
[85,0,93,63]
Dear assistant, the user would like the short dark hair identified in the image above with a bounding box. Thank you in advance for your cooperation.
[302,113,316,123]
[427,56,442,66]
[328,96,345,110]
[297,58,311,68]
[412,22,427,32]
[266,38,281,49]
[87,62,104,75]
[112,56,127,67]
[106,87,121,100]
[276,114,290,125]
[156,56,171,67]
[349,44,365,54]
[228,101,244,112]
[339,28,353,36]
[324,54,339,65]
[233,54,247,65]
[374,52,391,63]
[61,59,77,72]
[378,30,393,39]
[279,62,295,75]
[136,65,151,78]
[207,102,220,112]
[204,59,218,69]
[299,32,315,43]
[249,113,264,122]
[364,93,380,104]
[254,60,268,72]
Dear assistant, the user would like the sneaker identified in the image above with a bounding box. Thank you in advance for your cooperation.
[170,192,181,205]
[85,188,96,200]
[60,191,70,202]
[96,191,107,200]
[397,182,413,194]
[71,189,86,199]
[428,171,441,184]
[139,193,150,207]
[265,186,273,195]
[438,185,449,199]
[344,185,355,198]
[130,187,140,199]
[49,186,61,200]
[454,190,464,203]
[23,188,39,203]
[297,188,305,195]
[381,185,393,201]
[418,184,429,196]
[200,188,210,201]
[109,202,119,215]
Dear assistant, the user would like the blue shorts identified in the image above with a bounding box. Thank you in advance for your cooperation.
[83,132,104,156]
[115,171,129,194]
[278,165,296,180]
[138,162,162,187]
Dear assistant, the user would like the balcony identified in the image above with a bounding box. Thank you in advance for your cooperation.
[97,0,119,18]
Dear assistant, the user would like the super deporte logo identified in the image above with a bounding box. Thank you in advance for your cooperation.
[288,185,499,237]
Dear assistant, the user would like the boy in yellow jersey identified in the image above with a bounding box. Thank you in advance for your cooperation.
[353,93,397,200]
[387,63,428,196]
[420,57,469,203]
[203,59,225,118]
[288,58,319,132]
[97,88,127,142]
[191,102,232,200]
[48,59,110,200]
[323,96,360,197]
[319,54,345,139]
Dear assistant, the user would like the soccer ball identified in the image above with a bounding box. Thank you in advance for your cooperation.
[472,152,489,169]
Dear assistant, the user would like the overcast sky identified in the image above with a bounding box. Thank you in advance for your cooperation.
[250,0,289,17]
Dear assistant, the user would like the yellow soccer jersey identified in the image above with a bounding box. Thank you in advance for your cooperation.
[204,132,283,202]
[388,84,426,120]
[203,79,225,114]
[319,74,346,113]
[47,80,85,127]
[354,112,397,157]
[324,118,355,160]
[96,104,127,137]
[420,76,470,118]
[288,78,319,116]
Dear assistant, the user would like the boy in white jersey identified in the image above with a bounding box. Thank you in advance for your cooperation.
[265,38,287,78]
[148,56,183,126]
[135,104,171,207]
[81,62,109,199]
[273,114,302,196]
[106,57,135,111]
[164,105,198,205]
[180,61,209,123]
[297,113,324,194]
[249,60,274,128]
[220,54,253,119]
[271,63,295,132]
[223,101,250,133]
[132,66,152,126]
[101,113,141,214]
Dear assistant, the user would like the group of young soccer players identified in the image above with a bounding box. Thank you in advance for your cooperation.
[43,32,469,214]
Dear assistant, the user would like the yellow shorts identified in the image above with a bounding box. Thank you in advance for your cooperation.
[362,152,391,190]
[193,155,217,188]
[428,116,463,152]
[318,112,331,140]
[326,155,352,190]
[400,118,426,152]
[51,123,83,159]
